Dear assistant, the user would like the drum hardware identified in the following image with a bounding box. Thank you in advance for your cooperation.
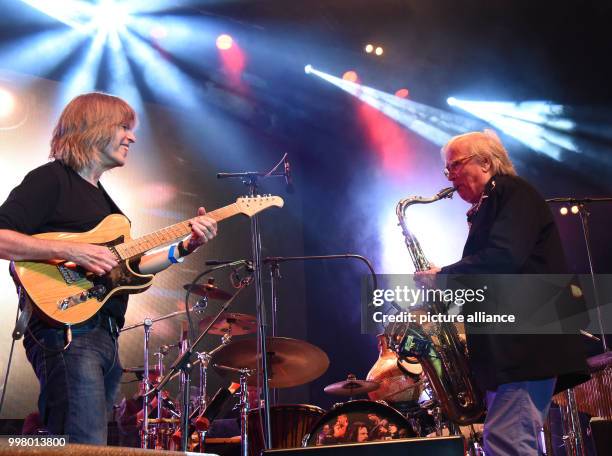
[140,318,153,448]
[148,283,249,451]
[550,351,612,456]
[214,364,254,456]
[323,374,380,400]
[119,303,211,449]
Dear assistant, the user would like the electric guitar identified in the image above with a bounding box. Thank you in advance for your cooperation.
[12,195,283,326]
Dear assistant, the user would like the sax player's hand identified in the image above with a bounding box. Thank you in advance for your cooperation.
[414,265,441,287]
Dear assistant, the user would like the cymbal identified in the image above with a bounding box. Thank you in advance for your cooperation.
[182,312,257,336]
[324,374,380,396]
[183,283,232,301]
[211,337,329,388]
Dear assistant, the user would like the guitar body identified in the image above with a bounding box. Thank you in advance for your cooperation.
[10,195,284,326]
[13,214,154,326]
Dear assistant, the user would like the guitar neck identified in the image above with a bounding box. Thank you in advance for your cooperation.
[114,203,241,260]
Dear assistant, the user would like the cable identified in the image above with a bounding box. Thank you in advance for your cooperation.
[0,301,20,414]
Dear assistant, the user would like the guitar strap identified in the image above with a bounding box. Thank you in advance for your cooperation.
[9,261,32,340]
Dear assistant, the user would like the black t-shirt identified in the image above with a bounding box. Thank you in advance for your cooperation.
[0,160,128,327]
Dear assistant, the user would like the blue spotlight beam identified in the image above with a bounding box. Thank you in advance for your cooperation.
[448,97,579,161]
[58,28,108,107]
[306,66,482,146]
[0,28,85,76]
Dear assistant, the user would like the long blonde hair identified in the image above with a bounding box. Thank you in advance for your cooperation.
[50,93,136,171]
[442,129,517,176]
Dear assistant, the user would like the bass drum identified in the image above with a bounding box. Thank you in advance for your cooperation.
[303,400,415,447]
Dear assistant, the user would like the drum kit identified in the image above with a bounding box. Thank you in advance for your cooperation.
[118,276,465,455]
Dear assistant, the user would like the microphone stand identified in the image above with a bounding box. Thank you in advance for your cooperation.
[264,253,378,336]
[217,153,292,450]
[216,178,273,451]
[546,196,612,352]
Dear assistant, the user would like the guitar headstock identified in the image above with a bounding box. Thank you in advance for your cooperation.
[235,195,284,217]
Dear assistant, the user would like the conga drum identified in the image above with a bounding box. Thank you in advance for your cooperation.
[248,404,325,456]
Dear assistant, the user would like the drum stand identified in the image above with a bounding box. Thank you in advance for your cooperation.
[215,364,253,456]
[559,389,587,456]
[121,307,201,449]
[150,284,248,450]
[141,318,153,448]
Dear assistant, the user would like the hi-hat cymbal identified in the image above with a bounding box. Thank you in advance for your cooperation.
[183,283,232,301]
[211,337,329,388]
[324,374,380,396]
[192,312,257,336]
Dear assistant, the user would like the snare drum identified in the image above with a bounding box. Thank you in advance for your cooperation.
[248,404,325,456]
[303,400,415,446]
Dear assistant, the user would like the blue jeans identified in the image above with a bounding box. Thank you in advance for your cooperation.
[25,323,123,444]
[484,378,556,456]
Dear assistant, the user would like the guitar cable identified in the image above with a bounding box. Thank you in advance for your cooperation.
[0,297,20,415]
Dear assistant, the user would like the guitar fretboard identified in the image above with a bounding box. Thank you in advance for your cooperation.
[114,203,240,260]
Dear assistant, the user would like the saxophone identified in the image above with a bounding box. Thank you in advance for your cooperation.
[389,186,485,426]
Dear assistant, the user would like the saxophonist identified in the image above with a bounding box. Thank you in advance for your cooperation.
[416,130,588,455]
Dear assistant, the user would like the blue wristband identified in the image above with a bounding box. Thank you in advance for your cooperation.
[168,244,184,264]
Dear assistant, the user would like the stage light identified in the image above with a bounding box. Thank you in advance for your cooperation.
[365,44,374,53]
[375,46,383,56]
[395,88,409,98]
[216,34,233,50]
[570,205,579,214]
[559,207,569,215]
[342,70,358,82]
[447,96,457,106]
[0,88,16,118]
[91,0,131,34]
[304,64,313,74]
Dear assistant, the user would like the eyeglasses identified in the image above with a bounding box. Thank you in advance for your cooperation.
[443,154,476,177]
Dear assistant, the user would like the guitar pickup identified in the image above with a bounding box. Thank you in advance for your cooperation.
[57,285,107,310]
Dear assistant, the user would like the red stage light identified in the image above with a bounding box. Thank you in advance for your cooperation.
[395,88,409,98]
[216,34,233,50]
[342,70,358,82]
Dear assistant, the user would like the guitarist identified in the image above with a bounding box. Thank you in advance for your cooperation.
[0,92,218,444]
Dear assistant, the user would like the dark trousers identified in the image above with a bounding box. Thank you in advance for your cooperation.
[24,322,123,444]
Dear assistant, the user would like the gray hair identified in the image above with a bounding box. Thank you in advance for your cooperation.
[442,129,517,176]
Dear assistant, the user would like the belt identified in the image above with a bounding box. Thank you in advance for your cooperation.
[73,313,120,337]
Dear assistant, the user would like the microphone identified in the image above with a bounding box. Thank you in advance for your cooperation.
[284,154,295,194]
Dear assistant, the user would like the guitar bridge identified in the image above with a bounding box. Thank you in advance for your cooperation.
[57,263,86,284]
[57,285,107,310]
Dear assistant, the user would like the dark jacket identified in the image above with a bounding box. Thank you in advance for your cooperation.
[440,174,588,392]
